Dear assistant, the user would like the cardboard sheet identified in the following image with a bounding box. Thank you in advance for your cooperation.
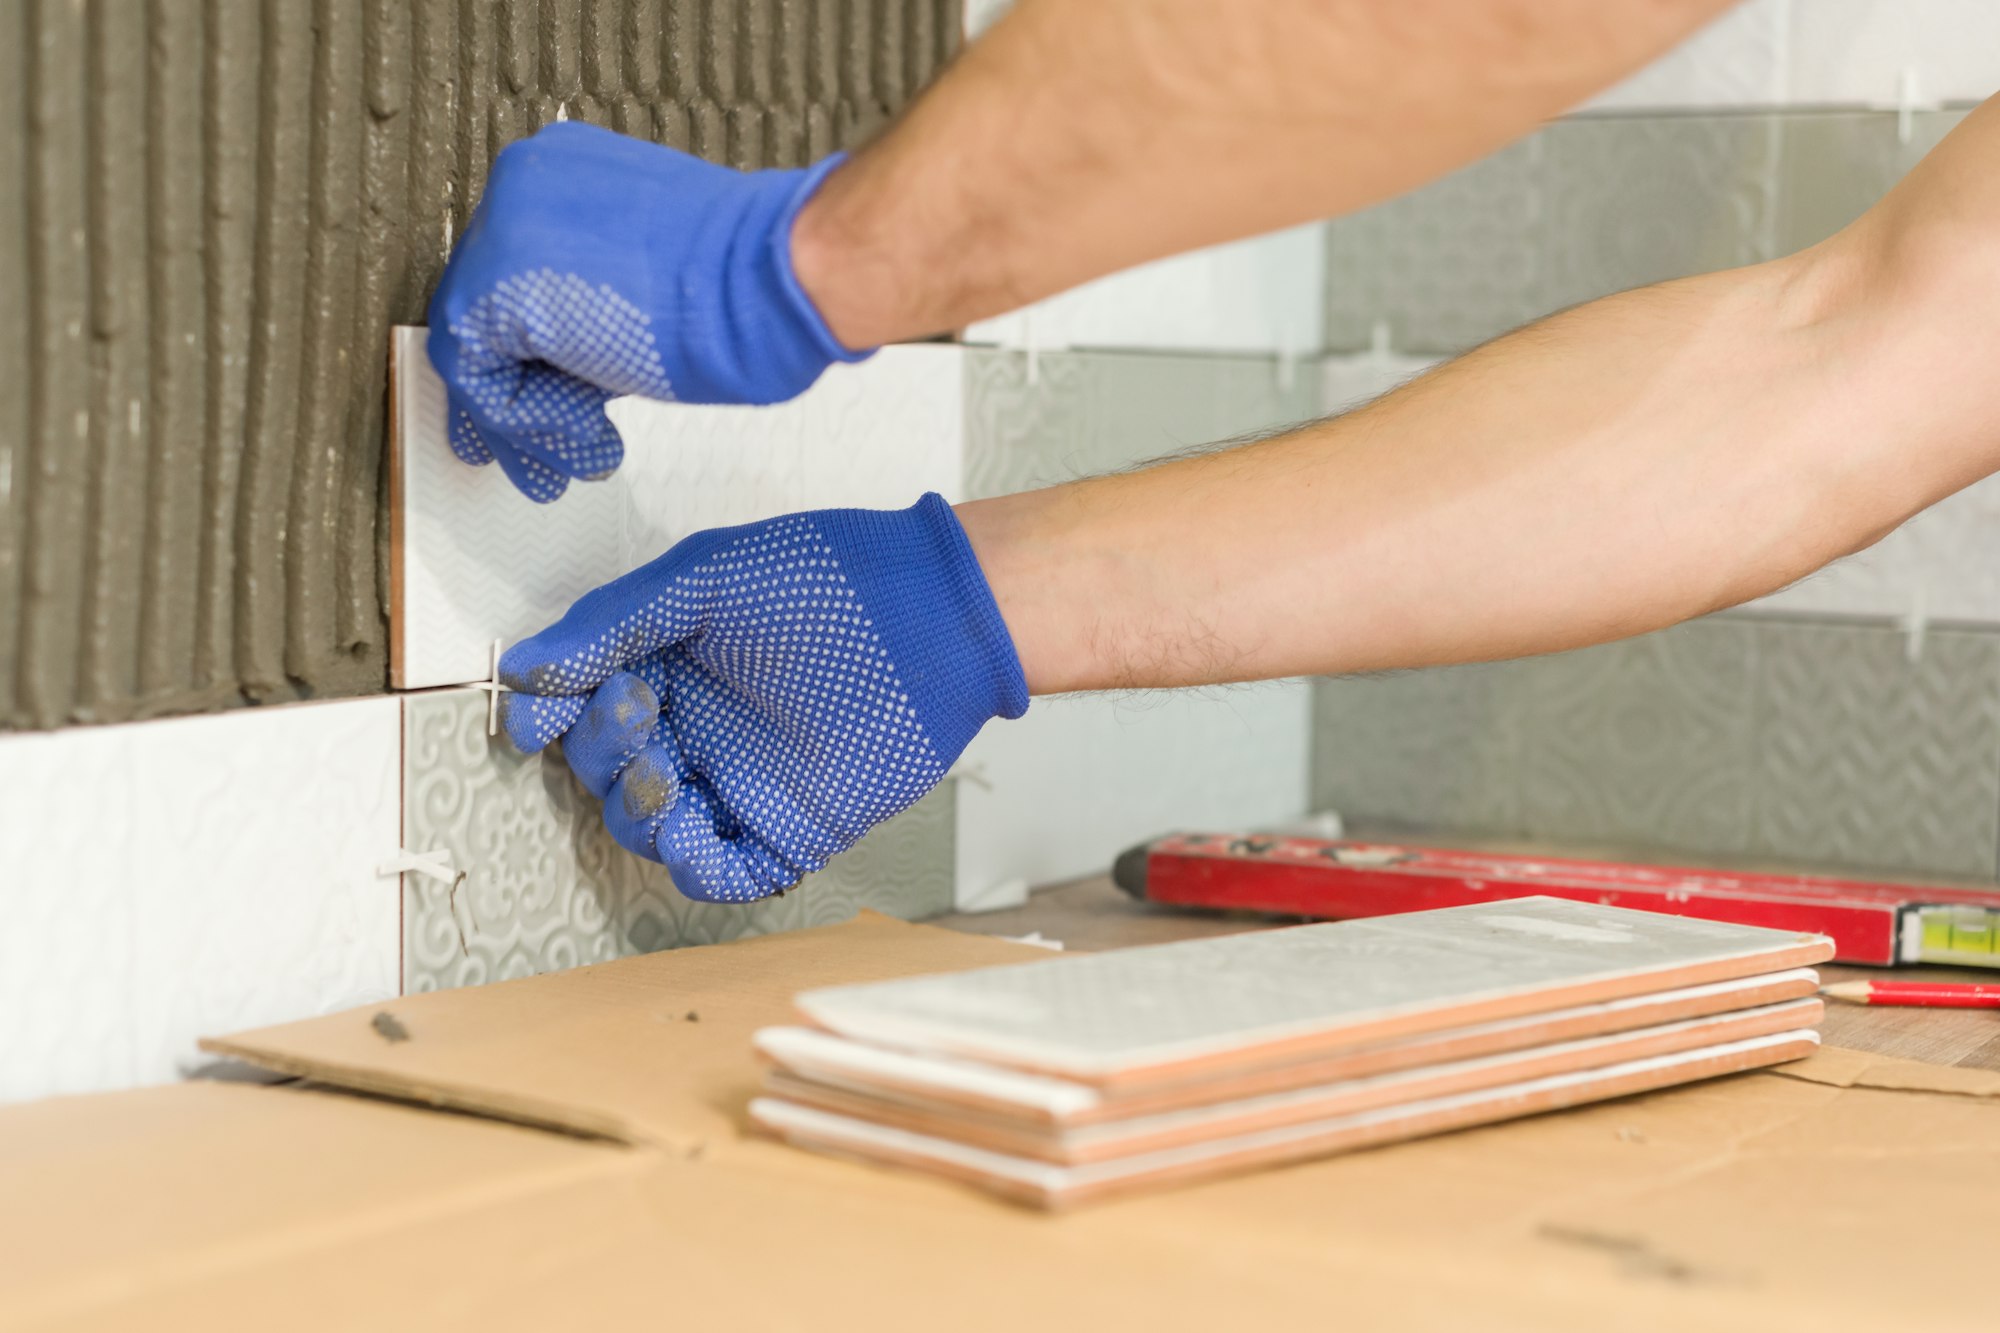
[199,914,1038,1148]
[4,914,1996,1332]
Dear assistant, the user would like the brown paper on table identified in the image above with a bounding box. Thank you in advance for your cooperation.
[4,913,1998,1333]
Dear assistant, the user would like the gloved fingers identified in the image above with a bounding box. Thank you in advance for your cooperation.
[498,690,589,754]
[450,355,624,482]
[556,671,662,799]
[502,374,625,481]
[602,736,687,860]
[449,397,571,503]
[651,780,800,903]
[498,561,709,696]
[447,402,495,465]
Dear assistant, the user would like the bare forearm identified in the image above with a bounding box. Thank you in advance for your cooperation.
[961,102,2000,695]
[792,0,1737,348]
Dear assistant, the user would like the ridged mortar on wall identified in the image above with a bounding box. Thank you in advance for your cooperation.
[1,0,959,730]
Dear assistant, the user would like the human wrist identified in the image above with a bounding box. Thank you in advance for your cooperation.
[818,495,1029,754]
[789,143,1028,348]
[954,487,1126,697]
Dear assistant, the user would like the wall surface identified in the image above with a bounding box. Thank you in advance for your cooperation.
[1313,24,2000,884]
[0,0,957,730]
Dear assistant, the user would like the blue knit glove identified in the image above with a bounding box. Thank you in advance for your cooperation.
[427,121,870,502]
[498,494,1028,902]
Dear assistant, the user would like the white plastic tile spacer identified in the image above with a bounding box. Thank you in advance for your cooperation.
[378,849,478,956]
[1897,66,1921,146]
[1902,585,1929,665]
[463,638,508,737]
[377,848,457,884]
[1020,307,1040,387]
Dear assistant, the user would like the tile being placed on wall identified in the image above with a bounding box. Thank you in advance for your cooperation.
[612,344,964,565]
[0,697,402,1103]
[392,329,964,688]
[402,689,955,991]
[1312,618,2000,879]
[964,226,1326,357]
[1325,116,1782,354]
[392,327,625,690]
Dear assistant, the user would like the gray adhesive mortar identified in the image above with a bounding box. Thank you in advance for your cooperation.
[2,0,960,730]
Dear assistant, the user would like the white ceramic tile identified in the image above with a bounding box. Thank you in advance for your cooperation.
[1583,0,1790,111]
[964,227,1326,357]
[0,697,402,1102]
[1582,0,2000,111]
[393,326,625,690]
[1742,473,2000,626]
[392,327,965,688]
[611,346,964,566]
[796,898,1827,1075]
[962,0,1013,40]
[1787,0,2000,105]
[953,684,1311,909]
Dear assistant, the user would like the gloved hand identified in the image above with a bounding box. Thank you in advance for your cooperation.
[427,121,870,502]
[498,494,1028,902]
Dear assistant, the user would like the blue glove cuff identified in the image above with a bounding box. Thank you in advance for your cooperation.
[817,494,1031,762]
[768,153,876,370]
[663,151,877,404]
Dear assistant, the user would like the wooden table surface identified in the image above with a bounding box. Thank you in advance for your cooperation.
[935,874,2000,1073]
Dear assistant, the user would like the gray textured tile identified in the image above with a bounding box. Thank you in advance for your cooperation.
[1538,116,1779,317]
[962,349,1319,499]
[1322,136,1547,356]
[402,690,955,992]
[1746,621,2000,877]
[1312,618,2000,879]
[1324,111,1964,356]
[1773,110,1964,254]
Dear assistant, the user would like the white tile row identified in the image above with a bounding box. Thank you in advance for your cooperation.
[1588,0,2000,111]
[0,697,404,1103]
[962,226,1327,358]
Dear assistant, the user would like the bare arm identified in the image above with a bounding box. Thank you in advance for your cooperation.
[957,97,2000,695]
[790,0,1740,348]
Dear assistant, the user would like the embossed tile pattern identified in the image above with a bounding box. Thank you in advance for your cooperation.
[1312,618,2000,879]
[402,689,955,991]
[1325,116,1783,355]
[0,698,402,1101]
[961,348,1319,499]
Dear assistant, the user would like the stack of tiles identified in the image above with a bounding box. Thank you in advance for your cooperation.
[749,898,1832,1208]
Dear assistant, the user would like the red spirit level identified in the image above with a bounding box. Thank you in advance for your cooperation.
[1113,832,2000,968]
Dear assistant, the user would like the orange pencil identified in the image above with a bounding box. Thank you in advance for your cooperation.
[1823,980,2000,1009]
